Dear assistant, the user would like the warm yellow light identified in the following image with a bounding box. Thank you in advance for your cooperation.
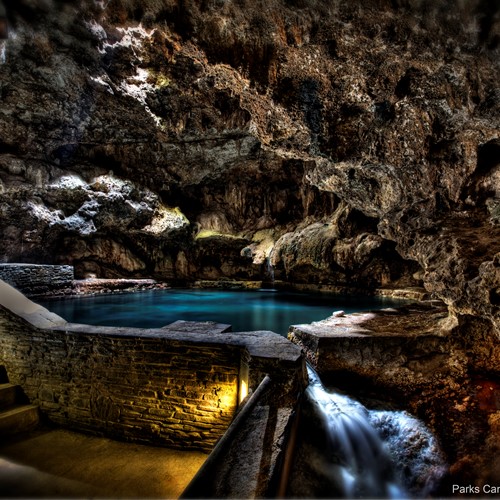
[219,388,238,412]
[239,379,248,404]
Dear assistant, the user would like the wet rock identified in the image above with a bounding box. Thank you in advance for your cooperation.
[289,302,500,492]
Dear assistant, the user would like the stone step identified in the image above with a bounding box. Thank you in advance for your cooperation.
[0,383,18,410]
[162,320,232,334]
[0,404,39,436]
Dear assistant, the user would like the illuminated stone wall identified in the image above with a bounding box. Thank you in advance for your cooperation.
[0,263,74,296]
[0,305,247,452]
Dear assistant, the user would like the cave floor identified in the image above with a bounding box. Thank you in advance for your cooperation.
[0,425,208,498]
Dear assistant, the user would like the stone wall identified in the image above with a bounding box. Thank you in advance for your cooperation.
[0,280,305,456]
[0,264,74,296]
[0,305,245,451]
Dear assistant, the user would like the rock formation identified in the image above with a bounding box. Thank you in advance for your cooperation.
[0,0,437,288]
[0,0,499,492]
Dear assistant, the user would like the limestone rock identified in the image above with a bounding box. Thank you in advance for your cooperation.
[0,0,498,366]
[0,0,499,491]
[0,0,500,329]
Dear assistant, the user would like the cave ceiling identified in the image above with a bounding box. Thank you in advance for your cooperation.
[0,0,498,332]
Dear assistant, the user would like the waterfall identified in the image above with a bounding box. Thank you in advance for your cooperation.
[261,256,275,288]
[368,409,447,497]
[286,366,447,498]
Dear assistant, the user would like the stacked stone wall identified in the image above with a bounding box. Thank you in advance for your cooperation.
[0,306,246,451]
[0,264,74,296]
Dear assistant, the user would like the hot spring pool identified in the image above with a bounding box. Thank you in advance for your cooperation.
[38,288,409,337]
[39,289,407,336]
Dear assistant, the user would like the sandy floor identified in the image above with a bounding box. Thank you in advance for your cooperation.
[0,427,208,498]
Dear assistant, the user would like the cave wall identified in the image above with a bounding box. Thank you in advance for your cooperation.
[0,0,498,335]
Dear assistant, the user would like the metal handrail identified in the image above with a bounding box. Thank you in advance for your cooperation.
[181,374,272,498]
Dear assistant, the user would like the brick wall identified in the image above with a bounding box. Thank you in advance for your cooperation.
[0,306,247,451]
[0,264,74,296]
[0,278,305,461]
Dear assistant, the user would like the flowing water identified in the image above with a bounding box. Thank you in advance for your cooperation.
[37,288,407,337]
[287,366,447,498]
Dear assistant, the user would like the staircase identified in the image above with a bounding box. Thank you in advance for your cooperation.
[0,366,39,436]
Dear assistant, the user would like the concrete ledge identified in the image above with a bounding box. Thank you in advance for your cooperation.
[288,303,468,393]
[0,280,67,328]
[162,320,232,333]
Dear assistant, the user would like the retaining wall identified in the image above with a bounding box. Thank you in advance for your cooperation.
[0,280,305,455]
[0,264,74,296]
[1,309,244,450]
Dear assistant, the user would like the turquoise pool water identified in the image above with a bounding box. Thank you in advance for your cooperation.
[38,288,408,337]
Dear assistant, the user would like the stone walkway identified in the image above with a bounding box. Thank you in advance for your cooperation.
[0,427,208,498]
